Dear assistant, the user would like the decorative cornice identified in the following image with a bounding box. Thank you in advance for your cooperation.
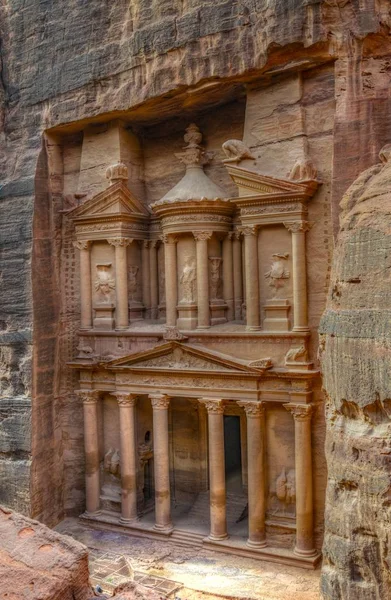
[194,231,213,242]
[199,398,225,414]
[76,390,99,405]
[283,221,312,234]
[149,394,170,409]
[284,403,313,421]
[73,240,91,250]
[107,237,133,247]
[237,401,265,417]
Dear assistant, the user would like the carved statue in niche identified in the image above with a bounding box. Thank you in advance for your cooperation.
[222,139,255,163]
[264,253,290,297]
[104,447,121,477]
[128,265,139,301]
[209,257,222,301]
[94,264,115,302]
[276,468,296,506]
[180,258,196,303]
[159,268,166,304]
[101,447,121,505]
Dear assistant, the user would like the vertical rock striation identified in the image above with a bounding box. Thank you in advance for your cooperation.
[319,146,391,598]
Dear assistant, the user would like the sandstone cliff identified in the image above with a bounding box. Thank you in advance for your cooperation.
[319,147,391,598]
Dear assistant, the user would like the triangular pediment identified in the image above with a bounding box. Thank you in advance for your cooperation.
[106,341,261,374]
[225,164,318,200]
[68,181,150,220]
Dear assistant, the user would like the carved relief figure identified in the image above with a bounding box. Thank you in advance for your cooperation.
[276,468,296,506]
[180,258,196,303]
[94,264,115,302]
[222,139,255,163]
[159,268,166,304]
[128,265,139,301]
[264,253,290,297]
[285,345,309,364]
[104,447,121,477]
[209,257,222,301]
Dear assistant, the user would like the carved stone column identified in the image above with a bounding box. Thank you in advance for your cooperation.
[284,221,311,332]
[242,226,260,330]
[284,403,316,556]
[238,401,267,548]
[150,394,173,532]
[163,235,178,327]
[77,390,101,515]
[194,231,212,329]
[141,240,151,318]
[73,240,92,329]
[113,392,138,523]
[149,240,159,319]
[232,232,243,320]
[108,238,132,329]
[200,398,228,541]
[222,232,234,321]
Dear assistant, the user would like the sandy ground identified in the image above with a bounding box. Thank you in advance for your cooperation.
[55,518,320,599]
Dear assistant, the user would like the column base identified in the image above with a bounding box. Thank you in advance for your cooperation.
[246,325,261,332]
[197,325,211,330]
[153,523,174,534]
[246,538,267,549]
[120,516,139,525]
[115,326,129,331]
[84,510,102,518]
[208,533,229,542]
[294,546,318,558]
[292,326,310,333]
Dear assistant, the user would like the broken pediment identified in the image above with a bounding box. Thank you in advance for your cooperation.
[106,341,264,375]
[225,164,318,203]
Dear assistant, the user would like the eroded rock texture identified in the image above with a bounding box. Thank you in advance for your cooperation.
[319,149,391,598]
[0,505,93,600]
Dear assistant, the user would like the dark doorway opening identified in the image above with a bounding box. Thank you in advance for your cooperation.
[224,415,242,493]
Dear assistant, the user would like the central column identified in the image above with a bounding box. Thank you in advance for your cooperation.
[108,237,132,329]
[222,232,234,321]
[149,240,159,319]
[200,398,228,541]
[284,221,311,332]
[242,226,260,330]
[141,240,151,318]
[194,231,212,329]
[113,392,138,523]
[150,393,173,532]
[232,232,243,320]
[284,403,316,556]
[73,240,92,329]
[238,401,267,548]
[163,235,178,327]
[77,390,101,516]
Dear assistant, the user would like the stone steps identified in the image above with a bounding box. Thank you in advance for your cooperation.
[186,491,247,526]
[171,529,204,548]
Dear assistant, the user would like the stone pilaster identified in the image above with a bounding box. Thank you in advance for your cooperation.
[222,232,234,321]
[108,237,132,329]
[194,231,213,329]
[73,240,92,329]
[149,240,159,319]
[232,231,243,320]
[141,240,151,318]
[163,235,178,327]
[242,226,260,330]
[150,393,173,532]
[77,390,101,516]
[200,398,228,541]
[284,403,316,557]
[113,392,138,523]
[238,401,267,548]
[284,221,311,332]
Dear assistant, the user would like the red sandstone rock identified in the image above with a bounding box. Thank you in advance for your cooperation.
[0,506,93,600]
[111,582,164,600]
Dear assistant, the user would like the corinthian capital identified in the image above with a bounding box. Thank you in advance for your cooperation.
[284,403,313,421]
[199,398,224,414]
[161,234,178,245]
[283,221,312,234]
[108,237,133,247]
[149,394,170,409]
[73,240,91,250]
[194,231,213,242]
[237,401,265,417]
[112,392,138,407]
[76,390,99,405]
[240,225,258,237]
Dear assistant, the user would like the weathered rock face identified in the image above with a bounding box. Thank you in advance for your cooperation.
[319,148,391,598]
[0,506,93,600]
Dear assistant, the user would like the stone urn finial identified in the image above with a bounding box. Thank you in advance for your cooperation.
[106,162,128,185]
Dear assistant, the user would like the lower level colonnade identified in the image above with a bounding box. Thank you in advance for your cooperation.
[77,390,316,562]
